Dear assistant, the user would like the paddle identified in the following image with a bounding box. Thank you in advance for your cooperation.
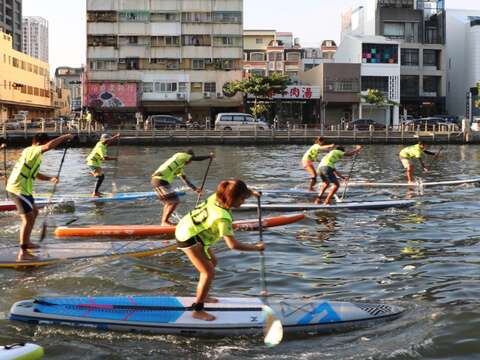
[111,136,120,193]
[256,193,283,347]
[341,152,359,201]
[2,143,7,199]
[195,156,213,207]
[39,145,69,242]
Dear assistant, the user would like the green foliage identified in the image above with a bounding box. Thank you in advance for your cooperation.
[251,103,269,118]
[361,88,398,106]
[222,74,290,98]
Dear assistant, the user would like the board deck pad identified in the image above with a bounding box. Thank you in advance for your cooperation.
[9,295,404,336]
[0,240,175,268]
[54,214,305,238]
[238,199,416,212]
[34,191,185,203]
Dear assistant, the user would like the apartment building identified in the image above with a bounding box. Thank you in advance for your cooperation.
[22,16,48,62]
[342,0,446,118]
[303,41,337,71]
[85,0,244,125]
[0,0,22,51]
[445,9,480,118]
[55,66,84,112]
[0,29,53,121]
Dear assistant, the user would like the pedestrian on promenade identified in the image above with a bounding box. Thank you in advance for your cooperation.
[86,133,120,197]
[151,149,214,226]
[175,179,264,321]
[302,137,335,191]
[6,133,73,260]
[315,145,362,205]
[399,142,438,183]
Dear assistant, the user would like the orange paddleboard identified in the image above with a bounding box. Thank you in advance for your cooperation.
[55,214,305,238]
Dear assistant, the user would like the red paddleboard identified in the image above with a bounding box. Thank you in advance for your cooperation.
[54,214,305,238]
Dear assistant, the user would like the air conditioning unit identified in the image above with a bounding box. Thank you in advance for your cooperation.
[216,92,224,98]
[119,59,126,64]
[203,92,211,98]
[177,93,186,99]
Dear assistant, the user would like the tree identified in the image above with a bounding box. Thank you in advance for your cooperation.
[223,73,290,119]
[361,88,399,121]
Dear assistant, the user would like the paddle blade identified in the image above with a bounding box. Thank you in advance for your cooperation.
[262,305,283,347]
[39,222,48,242]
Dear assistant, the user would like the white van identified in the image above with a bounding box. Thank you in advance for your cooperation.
[214,113,269,131]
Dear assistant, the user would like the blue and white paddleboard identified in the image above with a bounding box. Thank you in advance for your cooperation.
[34,191,185,204]
[9,296,404,337]
[238,199,416,212]
[0,343,44,360]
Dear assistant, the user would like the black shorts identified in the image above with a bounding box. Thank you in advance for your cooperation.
[151,178,180,204]
[176,235,204,250]
[8,192,35,215]
[319,166,338,184]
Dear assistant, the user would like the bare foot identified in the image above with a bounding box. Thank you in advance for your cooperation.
[24,242,41,249]
[323,200,332,206]
[92,192,104,198]
[205,297,218,303]
[161,221,176,226]
[314,199,322,205]
[17,251,38,261]
[192,310,216,321]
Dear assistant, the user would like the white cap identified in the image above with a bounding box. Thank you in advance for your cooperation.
[100,133,111,141]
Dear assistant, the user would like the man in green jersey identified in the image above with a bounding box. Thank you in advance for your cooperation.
[399,142,437,183]
[315,145,362,205]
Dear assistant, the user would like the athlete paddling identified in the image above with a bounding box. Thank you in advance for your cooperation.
[302,137,335,191]
[152,150,214,226]
[175,179,264,321]
[6,133,73,260]
[86,133,120,197]
[399,142,437,183]
[315,145,363,205]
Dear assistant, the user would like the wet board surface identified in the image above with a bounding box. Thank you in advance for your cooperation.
[9,295,404,337]
[0,198,74,213]
[54,214,305,238]
[34,191,185,203]
[0,240,175,268]
[348,178,480,188]
[0,343,44,360]
[238,200,416,212]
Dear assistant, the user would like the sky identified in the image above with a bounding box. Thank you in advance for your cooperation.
[22,0,480,75]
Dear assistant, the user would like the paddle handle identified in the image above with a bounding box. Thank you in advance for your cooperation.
[341,152,359,200]
[195,156,213,206]
[257,194,267,297]
[112,136,120,193]
[3,144,7,199]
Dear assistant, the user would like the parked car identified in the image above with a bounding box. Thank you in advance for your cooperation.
[214,113,269,131]
[4,121,22,130]
[345,119,386,130]
[471,117,480,131]
[146,115,186,130]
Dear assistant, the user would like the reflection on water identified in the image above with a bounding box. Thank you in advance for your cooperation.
[1,144,480,359]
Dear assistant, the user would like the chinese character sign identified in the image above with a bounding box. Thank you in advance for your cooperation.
[85,82,138,108]
[272,86,320,100]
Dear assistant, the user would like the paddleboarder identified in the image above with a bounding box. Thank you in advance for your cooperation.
[399,142,437,183]
[1,143,6,180]
[315,145,363,205]
[6,133,73,260]
[302,137,335,191]
[175,179,265,321]
[152,149,214,226]
[86,133,120,197]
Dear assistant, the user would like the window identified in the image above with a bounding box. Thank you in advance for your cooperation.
[191,82,203,93]
[179,82,188,93]
[400,75,419,97]
[143,82,154,93]
[12,57,18,67]
[183,35,211,46]
[286,52,300,61]
[192,59,205,70]
[250,53,265,61]
[151,12,179,22]
[204,82,216,93]
[401,48,419,66]
[128,36,138,44]
[383,23,404,38]
[119,11,149,22]
[212,11,242,23]
[216,59,235,70]
[154,82,177,93]
[213,36,241,47]
[256,38,263,44]
[151,36,180,47]
[268,52,283,61]
[126,58,139,70]
[362,43,398,64]
[423,49,438,67]
[423,76,439,94]
[327,80,360,92]
[166,59,179,70]
[361,76,389,93]
[182,12,211,23]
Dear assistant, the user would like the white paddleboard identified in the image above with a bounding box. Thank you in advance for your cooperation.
[348,178,480,188]
[0,343,44,360]
[9,296,404,337]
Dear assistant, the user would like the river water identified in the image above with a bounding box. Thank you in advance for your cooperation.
[1,144,480,359]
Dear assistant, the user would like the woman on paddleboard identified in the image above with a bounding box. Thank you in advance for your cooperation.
[86,133,120,197]
[302,137,335,191]
[152,149,213,226]
[6,133,73,260]
[399,142,437,183]
[315,145,362,205]
[175,179,265,321]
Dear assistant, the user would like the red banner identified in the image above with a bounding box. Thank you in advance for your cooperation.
[85,82,138,108]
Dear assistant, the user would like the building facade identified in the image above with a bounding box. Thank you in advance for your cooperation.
[0,30,53,121]
[0,0,22,51]
[22,16,48,62]
[85,0,244,125]
[342,0,446,118]
[55,66,84,112]
[445,9,480,118]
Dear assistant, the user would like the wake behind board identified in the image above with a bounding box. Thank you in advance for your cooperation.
[0,343,44,360]
[34,191,185,204]
[0,240,175,269]
[9,295,404,337]
[0,199,74,213]
[238,199,416,212]
[348,177,480,188]
[54,214,305,238]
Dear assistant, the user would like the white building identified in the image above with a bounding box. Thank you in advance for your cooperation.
[86,0,244,124]
[335,35,400,126]
[22,16,49,63]
[445,9,480,117]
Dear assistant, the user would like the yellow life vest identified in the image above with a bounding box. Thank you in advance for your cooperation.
[399,144,423,159]
[6,145,43,196]
[319,149,345,169]
[152,152,192,184]
[302,144,322,162]
[86,141,107,167]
